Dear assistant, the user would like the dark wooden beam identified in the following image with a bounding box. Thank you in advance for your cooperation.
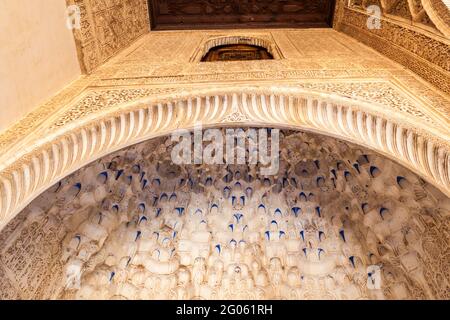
[148,0,337,30]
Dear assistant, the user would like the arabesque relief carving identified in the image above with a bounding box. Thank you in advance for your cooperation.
[0,130,448,300]
[66,0,150,73]
[335,0,450,94]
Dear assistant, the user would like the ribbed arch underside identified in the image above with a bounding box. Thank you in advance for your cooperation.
[0,88,448,231]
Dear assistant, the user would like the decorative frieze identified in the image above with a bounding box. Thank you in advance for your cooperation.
[335,0,450,94]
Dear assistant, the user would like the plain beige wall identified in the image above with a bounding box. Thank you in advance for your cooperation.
[0,0,81,132]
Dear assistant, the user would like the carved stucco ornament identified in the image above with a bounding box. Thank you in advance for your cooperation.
[0,87,448,232]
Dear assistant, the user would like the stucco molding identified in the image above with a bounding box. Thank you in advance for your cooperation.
[335,1,450,94]
[0,87,448,231]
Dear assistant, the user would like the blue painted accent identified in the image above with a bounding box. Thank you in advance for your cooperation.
[362,203,369,213]
[318,248,325,260]
[379,207,389,219]
[228,224,234,232]
[370,166,380,177]
[152,195,158,206]
[98,172,108,183]
[275,208,282,216]
[331,169,337,178]
[74,183,82,196]
[279,231,286,239]
[349,256,356,268]
[397,176,406,187]
[316,176,325,187]
[302,248,307,257]
[74,235,81,249]
[135,231,142,241]
[265,231,270,241]
[300,230,305,241]
[54,181,62,193]
[299,192,307,201]
[156,208,162,217]
[233,213,243,223]
[339,230,346,242]
[109,272,116,282]
[353,163,360,174]
[292,207,301,217]
[215,244,221,254]
[319,231,325,241]
[160,193,168,201]
[291,177,297,187]
[115,170,124,180]
[316,207,322,218]
[176,207,185,216]
[139,216,147,225]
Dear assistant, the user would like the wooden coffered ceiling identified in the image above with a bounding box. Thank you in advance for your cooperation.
[148,0,336,30]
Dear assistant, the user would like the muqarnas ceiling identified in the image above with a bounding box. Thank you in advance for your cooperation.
[0,129,448,300]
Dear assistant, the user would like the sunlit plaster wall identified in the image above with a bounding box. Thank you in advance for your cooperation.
[0,0,81,132]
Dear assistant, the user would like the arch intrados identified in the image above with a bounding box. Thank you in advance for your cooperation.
[0,87,448,231]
